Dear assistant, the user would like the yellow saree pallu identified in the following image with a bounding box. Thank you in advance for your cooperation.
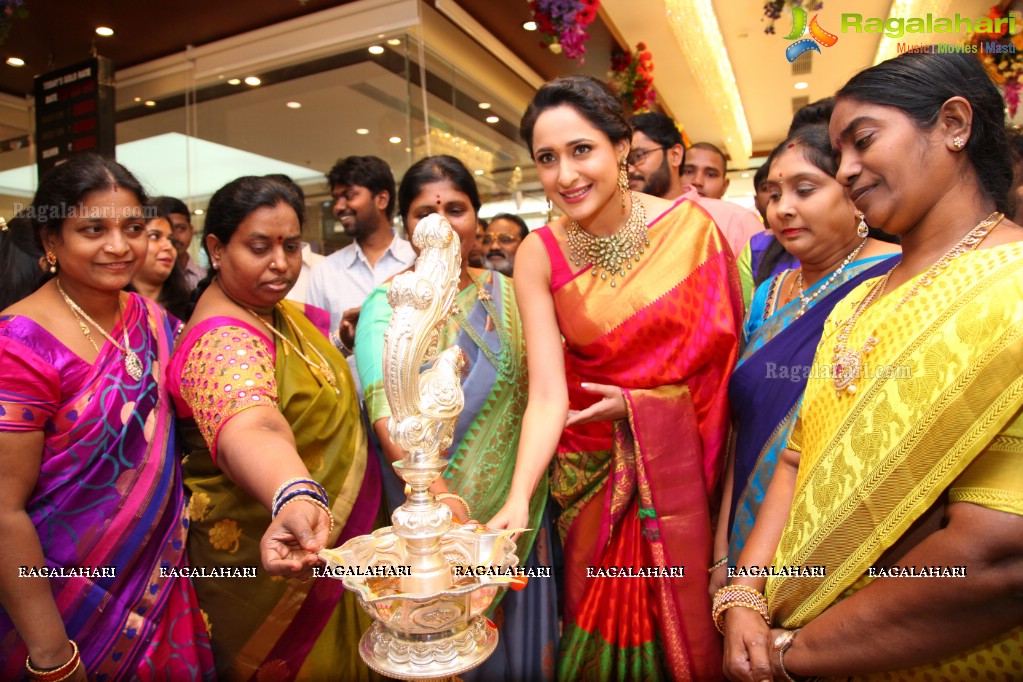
[540,198,743,681]
[767,243,1023,681]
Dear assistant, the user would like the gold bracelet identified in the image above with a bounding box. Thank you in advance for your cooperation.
[436,493,472,519]
[712,585,770,634]
[278,495,335,534]
[26,640,80,682]
[708,556,727,572]
[774,628,801,682]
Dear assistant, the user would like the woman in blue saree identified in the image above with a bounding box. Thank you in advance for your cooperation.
[712,124,900,585]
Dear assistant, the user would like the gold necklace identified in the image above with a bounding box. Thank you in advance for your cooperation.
[450,272,514,380]
[566,190,649,287]
[246,303,338,392]
[56,280,144,381]
[832,212,1002,394]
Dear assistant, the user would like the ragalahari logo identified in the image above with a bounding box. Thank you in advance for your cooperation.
[783,6,838,62]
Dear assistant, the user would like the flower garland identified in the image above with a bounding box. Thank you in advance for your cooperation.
[530,0,600,61]
[966,4,1023,117]
[762,0,824,35]
[609,42,655,114]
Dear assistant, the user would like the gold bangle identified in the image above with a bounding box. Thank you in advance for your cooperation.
[712,585,770,634]
[436,493,472,519]
[278,495,335,534]
[26,640,80,682]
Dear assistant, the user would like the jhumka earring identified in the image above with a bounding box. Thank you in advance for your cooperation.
[546,197,554,224]
[857,214,869,238]
[46,251,57,274]
[618,159,629,209]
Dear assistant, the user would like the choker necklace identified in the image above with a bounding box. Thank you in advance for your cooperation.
[566,190,649,287]
[57,280,144,381]
[794,237,868,318]
[832,211,1003,395]
[246,303,339,393]
[451,272,514,380]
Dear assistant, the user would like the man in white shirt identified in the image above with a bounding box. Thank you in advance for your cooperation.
[306,155,416,352]
[628,113,762,259]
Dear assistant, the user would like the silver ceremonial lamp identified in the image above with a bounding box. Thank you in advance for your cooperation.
[319,213,518,681]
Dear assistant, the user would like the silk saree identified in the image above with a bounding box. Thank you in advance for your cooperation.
[169,300,380,681]
[770,243,1023,680]
[0,295,215,681]
[538,198,743,681]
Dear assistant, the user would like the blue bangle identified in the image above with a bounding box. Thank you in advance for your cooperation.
[271,478,327,511]
[272,488,328,518]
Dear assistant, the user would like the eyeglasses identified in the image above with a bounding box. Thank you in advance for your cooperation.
[627,146,668,166]
[482,234,520,246]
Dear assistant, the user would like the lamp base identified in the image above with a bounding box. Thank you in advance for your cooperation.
[358,615,498,680]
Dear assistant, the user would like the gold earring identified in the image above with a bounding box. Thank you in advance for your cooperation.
[857,215,869,238]
[46,251,57,274]
[953,136,965,149]
[546,197,554,224]
[618,158,629,208]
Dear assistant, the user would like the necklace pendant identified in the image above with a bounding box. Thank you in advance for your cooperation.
[124,350,144,381]
[832,348,864,394]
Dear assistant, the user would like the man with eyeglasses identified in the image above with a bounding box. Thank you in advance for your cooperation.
[629,112,762,260]
[482,213,529,277]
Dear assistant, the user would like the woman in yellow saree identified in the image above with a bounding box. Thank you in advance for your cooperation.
[718,52,1023,682]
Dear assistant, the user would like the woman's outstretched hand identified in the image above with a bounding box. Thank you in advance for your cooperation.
[565,382,627,426]
[260,499,331,578]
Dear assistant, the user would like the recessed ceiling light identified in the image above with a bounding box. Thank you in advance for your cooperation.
[523,21,538,31]
[485,115,500,124]
[368,45,385,55]
[144,100,156,107]
[387,38,401,46]
[794,81,809,90]
[356,128,370,135]
[389,136,402,144]
[286,101,302,109]
[194,209,204,215]
[244,76,261,86]
[227,78,241,85]
[474,169,484,175]
[5,57,24,67]
[95,26,114,37]
[741,172,750,178]
[478,102,491,110]
[133,96,141,102]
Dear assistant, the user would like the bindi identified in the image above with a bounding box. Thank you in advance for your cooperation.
[435,195,442,206]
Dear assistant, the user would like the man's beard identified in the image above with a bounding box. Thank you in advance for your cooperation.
[485,252,514,276]
[640,158,673,198]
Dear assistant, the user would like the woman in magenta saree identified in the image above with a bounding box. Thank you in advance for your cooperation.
[0,154,214,681]
[490,77,743,680]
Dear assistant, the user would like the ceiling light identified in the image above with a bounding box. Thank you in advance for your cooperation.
[741,172,750,178]
[666,0,752,166]
[794,81,809,90]
[387,38,402,46]
[485,115,500,124]
[474,169,484,175]
[5,57,24,67]
[227,78,241,85]
[368,45,385,55]
[244,76,261,86]
[144,100,156,107]
[286,101,302,109]
[356,128,370,135]
[478,102,491,110]
[194,209,204,215]
[523,21,538,31]
[95,26,114,37]
[133,97,141,102]
[389,136,402,144]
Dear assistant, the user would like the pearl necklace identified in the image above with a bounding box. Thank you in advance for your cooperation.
[831,212,1002,395]
[57,281,144,381]
[793,237,868,318]
[450,272,514,380]
[566,190,649,287]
